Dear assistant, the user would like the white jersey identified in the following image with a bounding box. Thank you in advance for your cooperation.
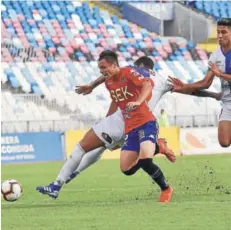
[209,48,231,109]
[92,71,171,149]
[148,72,172,111]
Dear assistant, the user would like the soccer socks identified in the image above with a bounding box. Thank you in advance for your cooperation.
[55,144,85,185]
[123,143,160,176]
[138,158,169,191]
[74,147,105,174]
[154,143,160,156]
[123,162,141,176]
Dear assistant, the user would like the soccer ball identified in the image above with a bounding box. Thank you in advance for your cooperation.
[1,179,22,202]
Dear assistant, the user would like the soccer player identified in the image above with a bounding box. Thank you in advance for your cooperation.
[169,18,231,147]
[36,54,221,200]
[98,51,174,202]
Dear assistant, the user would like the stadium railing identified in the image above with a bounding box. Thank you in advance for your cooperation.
[1,113,218,134]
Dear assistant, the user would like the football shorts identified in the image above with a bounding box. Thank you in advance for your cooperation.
[219,106,231,122]
[92,110,125,150]
[121,121,159,153]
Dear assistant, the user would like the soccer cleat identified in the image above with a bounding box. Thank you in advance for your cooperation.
[157,138,176,163]
[36,182,61,199]
[159,185,174,203]
[65,172,78,184]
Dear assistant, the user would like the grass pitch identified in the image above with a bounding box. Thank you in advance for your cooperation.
[2,154,231,230]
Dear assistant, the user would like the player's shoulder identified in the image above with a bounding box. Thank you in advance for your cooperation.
[211,47,223,57]
[120,66,137,76]
[120,66,132,73]
[209,47,224,63]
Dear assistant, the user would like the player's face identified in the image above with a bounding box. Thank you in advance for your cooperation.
[98,59,119,78]
[217,25,231,47]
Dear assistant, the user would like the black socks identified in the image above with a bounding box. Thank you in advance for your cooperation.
[139,158,169,190]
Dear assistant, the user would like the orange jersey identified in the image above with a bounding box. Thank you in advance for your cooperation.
[105,67,155,133]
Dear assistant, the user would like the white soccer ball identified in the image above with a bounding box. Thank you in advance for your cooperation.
[1,179,22,202]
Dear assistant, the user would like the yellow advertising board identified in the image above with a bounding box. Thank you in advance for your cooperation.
[65,130,120,159]
[65,126,180,159]
[159,126,180,156]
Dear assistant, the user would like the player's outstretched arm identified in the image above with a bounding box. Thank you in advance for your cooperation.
[168,69,215,93]
[75,76,106,95]
[209,62,231,81]
[190,90,222,101]
[167,79,221,100]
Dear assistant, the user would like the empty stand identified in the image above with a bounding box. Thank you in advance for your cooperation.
[1,1,221,132]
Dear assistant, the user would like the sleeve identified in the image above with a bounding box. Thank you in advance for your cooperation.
[208,50,217,63]
[125,68,154,87]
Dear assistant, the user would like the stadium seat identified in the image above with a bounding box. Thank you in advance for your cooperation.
[189,0,231,20]
[1,0,220,130]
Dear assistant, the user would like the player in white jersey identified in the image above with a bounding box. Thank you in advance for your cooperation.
[169,18,231,148]
[36,56,220,199]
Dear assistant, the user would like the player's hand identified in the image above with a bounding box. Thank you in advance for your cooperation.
[208,61,222,77]
[126,101,141,110]
[168,76,185,92]
[75,85,93,95]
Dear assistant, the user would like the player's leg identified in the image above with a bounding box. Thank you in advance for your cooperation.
[152,121,175,162]
[66,112,175,185]
[120,134,176,175]
[36,128,105,199]
[137,121,173,202]
[120,131,141,175]
[218,121,231,147]
[218,108,231,147]
[138,140,173,202]
[156,138,176,162]
[55,128,104,183]
[120,150,140,175]
[66,111,125,184]
[65,147,106,183]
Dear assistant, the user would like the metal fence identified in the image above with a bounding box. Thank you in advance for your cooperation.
[1,113,218,134]
[1,91,221,133]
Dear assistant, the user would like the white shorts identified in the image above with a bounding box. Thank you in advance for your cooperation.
[219,106,231,122]
[92,110,125,150]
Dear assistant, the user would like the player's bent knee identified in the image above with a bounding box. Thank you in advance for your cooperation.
[121,163,141,176]
[122,170,135,176]
[79,128,104,152]
[120,164,129,173]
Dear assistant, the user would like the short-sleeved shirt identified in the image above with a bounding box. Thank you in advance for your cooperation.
[105,67,155,133]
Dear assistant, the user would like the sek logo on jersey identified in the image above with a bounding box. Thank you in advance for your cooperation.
[110,86,134,102]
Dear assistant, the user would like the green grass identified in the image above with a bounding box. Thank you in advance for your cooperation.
[2,154,231,230]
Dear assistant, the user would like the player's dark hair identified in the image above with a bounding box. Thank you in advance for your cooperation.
[217,18,231,27]
[134,56,154,70]
[98,50,119,65]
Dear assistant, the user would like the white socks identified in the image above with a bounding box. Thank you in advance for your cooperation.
[55,144,85,184]
[73,147,105,174]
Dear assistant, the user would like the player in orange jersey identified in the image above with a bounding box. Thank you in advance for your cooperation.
[98,51,173,202]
